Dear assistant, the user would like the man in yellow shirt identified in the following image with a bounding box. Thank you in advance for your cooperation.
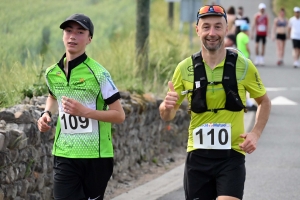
[159,5,271,200]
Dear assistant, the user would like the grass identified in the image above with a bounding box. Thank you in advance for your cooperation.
[1,0,298,109]
[273,0,300,18]
[0,0,199,108]
[7,0,300,108]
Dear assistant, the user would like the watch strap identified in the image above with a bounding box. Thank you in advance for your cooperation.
[41,110,52,118]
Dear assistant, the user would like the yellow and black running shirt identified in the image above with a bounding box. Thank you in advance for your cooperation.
[172,53,266,154]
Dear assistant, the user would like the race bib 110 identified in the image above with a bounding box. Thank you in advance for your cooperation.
[193,123,231,149]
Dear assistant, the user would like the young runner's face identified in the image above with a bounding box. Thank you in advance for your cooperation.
[196,16,228,52]
[63,21,91,55]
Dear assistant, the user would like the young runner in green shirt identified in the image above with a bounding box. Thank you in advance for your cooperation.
[37,13,125,200]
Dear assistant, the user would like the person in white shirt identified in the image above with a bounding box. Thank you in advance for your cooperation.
[288,7,300,68]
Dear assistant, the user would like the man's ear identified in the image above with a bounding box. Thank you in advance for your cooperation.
[195,25,200,36]
[87,36,92,45]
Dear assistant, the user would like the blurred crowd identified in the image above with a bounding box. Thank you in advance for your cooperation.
[223,3,300,68]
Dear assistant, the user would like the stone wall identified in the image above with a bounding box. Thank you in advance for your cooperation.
[0,92,190,200]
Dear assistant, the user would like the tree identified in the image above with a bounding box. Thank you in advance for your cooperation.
[135,0,150,78]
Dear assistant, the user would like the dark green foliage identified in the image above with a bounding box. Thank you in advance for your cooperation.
[127,86,144,95]
[39,26,51,56]
[21,56,48,99]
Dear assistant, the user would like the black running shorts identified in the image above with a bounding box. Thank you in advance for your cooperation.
[53,156,113,200]
[255,35,267,44]
[276,33,286,41]
[184,149,246,200]
[292,39,300,49]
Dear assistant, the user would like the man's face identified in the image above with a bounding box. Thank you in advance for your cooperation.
[295,11,300,18]
[260,8,265,14]
[224,37,234,48]
[63,21,91,55]
[196,16,228,52]
[238,8,243,16]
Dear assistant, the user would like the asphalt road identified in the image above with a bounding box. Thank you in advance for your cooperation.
[158,0,300,199]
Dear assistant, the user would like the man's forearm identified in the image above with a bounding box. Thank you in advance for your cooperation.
[159,101,177,121]
[251,96,271,137]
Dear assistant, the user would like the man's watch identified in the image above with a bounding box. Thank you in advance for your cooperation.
[40,110,52,118]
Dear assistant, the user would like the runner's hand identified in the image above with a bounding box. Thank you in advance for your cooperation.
[37,114,51,133]
[164,81,178,110]
[62,96,88,117]
[239,132,259,154]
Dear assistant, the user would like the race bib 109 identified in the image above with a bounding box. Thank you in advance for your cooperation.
[193,123,231,149]
[59,111,93,134]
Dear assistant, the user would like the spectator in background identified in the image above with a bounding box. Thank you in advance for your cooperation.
[227,6,236,34]
[225,34,236,48]
[236,24,257,111]
[234,6,250,36]
[288,7,300,68]
[272,8,288,66]
[237,23,250,58]
[252,3,269,66]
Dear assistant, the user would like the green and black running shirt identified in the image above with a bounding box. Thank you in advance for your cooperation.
[45,53,121,158]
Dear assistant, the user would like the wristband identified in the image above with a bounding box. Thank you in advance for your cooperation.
[41,110,52,118]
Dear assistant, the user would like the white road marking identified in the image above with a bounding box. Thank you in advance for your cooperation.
[265,87,287,91]
[266,87,300,91]
[271,96,297,105]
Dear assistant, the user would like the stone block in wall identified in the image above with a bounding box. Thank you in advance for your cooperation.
[0,151,9,175]
[0,133,5,151]
[41,187,52,200]
[3,180,18,199]
[17,163,27,180]
[14,111,34,124]
[0,111,15,122]
[8,149,19,163]
[7,129,27,150]
[19,123,40,147]
[0,120,6,128]
[5,123,18,131]
[0,188,4,200]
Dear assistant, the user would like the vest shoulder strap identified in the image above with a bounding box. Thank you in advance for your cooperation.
[191,51,207,89]
[222,50,238,84]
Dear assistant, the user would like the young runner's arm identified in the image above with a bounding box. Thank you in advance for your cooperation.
[61,96,125,124]
[38,94,58,132]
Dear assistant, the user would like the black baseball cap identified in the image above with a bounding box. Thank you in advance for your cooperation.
[197,5,227,24]
[60,13,94,38]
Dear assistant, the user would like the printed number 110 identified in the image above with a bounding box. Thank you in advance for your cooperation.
[196,128,229,145]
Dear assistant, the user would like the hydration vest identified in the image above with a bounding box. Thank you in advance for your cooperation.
[190,50,246,114]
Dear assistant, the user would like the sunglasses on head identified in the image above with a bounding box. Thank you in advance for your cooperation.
[197,5,227,23]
